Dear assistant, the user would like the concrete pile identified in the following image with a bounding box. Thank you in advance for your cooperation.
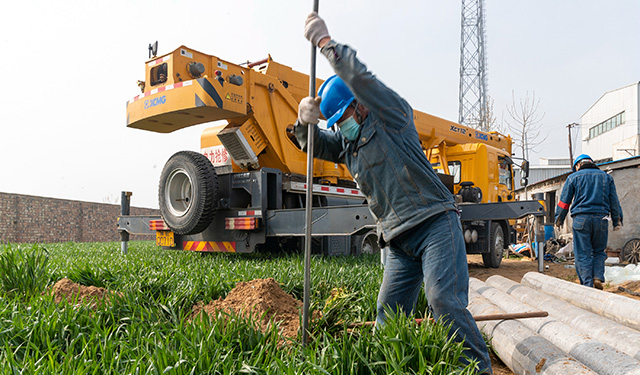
[469,272,640,375]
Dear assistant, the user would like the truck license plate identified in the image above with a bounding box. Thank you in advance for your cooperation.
[156,231,175,247]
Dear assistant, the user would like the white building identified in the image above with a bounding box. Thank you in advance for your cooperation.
[581,82,640,161]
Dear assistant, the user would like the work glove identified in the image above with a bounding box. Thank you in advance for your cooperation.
[554,218,563,229]
[304,12,330,47]
[298,96,322,126]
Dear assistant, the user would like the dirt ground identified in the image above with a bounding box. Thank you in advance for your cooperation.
[467,254,577,283]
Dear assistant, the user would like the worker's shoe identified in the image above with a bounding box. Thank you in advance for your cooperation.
[593,278,604,290]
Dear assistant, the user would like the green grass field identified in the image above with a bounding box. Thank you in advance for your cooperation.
[0,242,480,374]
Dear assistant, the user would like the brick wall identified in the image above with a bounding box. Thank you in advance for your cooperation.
[0,192,159,244]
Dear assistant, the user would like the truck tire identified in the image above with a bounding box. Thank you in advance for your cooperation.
[355,230,380,256]
[158,151,218,235]
[482,222,504,268]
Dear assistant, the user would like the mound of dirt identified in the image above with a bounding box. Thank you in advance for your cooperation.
[50,278,121,307]
[191,278,302,339]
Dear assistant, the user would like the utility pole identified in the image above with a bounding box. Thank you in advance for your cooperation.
[567,123,578,167]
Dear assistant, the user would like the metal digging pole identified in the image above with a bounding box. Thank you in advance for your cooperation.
[302,0,320,346]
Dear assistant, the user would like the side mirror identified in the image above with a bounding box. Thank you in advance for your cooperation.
[149,41,158,58]
[521,160,530,178]
[521,177,528,187]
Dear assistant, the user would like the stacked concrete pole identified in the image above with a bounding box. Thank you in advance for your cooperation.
[486,274,640,361]
[470,278,640,375]
[468,288,597,374]
[521,272,640,331]
[468,273,640,375]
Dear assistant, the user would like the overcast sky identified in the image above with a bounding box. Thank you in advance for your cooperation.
[1,1,638,208]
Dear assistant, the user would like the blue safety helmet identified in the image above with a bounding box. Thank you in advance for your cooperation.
[317,75,355,128]
[572,154,592,172]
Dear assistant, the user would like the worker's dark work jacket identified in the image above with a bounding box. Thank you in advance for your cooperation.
[294,40,456,242]
[555,164,623,226]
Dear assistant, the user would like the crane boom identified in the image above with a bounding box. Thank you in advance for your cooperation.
[414,111,511,155]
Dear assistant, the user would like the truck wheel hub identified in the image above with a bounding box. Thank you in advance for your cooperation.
[166,168,193,217]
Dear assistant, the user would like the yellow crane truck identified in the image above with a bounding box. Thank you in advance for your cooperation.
[117,45,543,267]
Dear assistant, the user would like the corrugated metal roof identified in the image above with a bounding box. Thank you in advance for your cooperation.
[515,167,571,189]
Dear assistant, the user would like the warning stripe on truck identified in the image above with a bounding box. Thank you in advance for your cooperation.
[288,182,365,198]
[147,54,171,67]
[128,80,193,104]
[183,241,236,252]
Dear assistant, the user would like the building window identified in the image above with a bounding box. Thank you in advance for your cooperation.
[589,111,625,139]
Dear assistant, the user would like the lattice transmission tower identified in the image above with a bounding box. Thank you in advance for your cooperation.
[458,0,487,129]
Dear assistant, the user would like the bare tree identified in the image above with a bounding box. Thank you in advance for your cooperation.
[504,90,547,161]
[475,95,499,132]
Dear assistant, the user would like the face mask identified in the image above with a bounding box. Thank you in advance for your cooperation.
[338,116,361,141]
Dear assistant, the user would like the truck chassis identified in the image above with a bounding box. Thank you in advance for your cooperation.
[118,161,544,267]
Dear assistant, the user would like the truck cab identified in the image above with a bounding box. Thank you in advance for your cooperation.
[430,143,515,204]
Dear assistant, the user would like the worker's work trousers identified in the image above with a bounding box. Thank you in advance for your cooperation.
[376,210,492,374]
[572,214,608,287]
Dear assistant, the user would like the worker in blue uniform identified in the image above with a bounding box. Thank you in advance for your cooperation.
[555,154,623,289]
[295,12,492,374]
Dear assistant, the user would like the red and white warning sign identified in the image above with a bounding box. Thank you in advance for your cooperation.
[202,145,231,167]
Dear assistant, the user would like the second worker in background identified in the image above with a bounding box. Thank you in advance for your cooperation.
[555,154,623,290]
